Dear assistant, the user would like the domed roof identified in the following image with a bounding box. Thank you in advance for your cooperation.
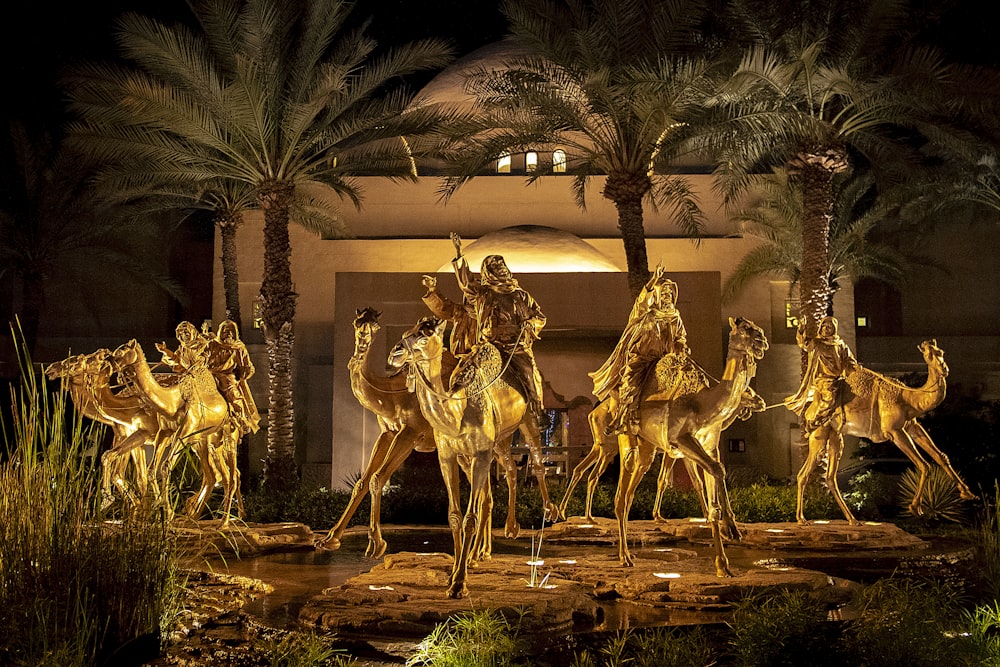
[412,40,529,110]
[439,225,620,273]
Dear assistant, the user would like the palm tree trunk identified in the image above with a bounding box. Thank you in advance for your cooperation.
[217,211,243,327]
[258,179,298,493]
[792,149,848,334]
[604,173,652,298]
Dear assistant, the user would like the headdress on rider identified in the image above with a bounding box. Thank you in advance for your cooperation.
[480,255,518,292]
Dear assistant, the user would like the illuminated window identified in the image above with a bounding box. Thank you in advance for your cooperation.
[525,151,538,173]
[785,302,799,329]
[553,149,567,173]
[856,316,868,328]
[497,153,511,173]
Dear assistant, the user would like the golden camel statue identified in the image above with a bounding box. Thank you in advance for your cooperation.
[613,317,769,577]
[110,339,243,523]
[560,386,766,522]
[388,316,552,598]
[318,308,552,558]
[795,338,977,524]
[46,349,168,506]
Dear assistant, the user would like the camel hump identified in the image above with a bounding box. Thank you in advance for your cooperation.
[845,366,903,402]
[645,352,710,401]
[450,343,509,407]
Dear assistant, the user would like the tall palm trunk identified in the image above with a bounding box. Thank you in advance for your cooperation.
[258,179,298,493]
[791,148,848,384]
[604,173,653,298]
[791,149,848,333]
[216,210,243,327]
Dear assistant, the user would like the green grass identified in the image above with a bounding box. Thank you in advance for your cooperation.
[0,335,179,666]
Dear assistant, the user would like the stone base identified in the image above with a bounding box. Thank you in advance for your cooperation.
[297,518,934,639]
[547,516,930,552]
[173,520,315,558]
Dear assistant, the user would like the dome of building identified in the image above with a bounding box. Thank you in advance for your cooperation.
[439,225,620,273]
[412,40,529,110]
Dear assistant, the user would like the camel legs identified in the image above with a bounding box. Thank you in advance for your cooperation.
[897,420,978,508]
[672,431,738,577]
[185,440,217,520]
[319,427,419,557]
[520,421,560,521]
[559,441,613,521]
[614,434,655,567]
[441,448,492,599]
[492,440,521,539]
[652,453,678,522]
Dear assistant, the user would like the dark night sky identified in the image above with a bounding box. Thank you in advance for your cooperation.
[1,0,996,131]
[0,0,507,130]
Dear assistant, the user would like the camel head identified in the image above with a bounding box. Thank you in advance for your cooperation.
[110,339,144,369]
[354,307,382,335]
[387,317,446,371]
[736,386,767,420]
[919,339,949,377]
[352,307,382,357]
[45,356,76,379]
[728,317,769,361]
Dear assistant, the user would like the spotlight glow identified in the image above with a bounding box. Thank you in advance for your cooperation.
[653,572,682,579]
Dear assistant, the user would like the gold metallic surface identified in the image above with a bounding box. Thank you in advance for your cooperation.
[793,337,977,524]
[45,321,259,524]
[606,314,769,578]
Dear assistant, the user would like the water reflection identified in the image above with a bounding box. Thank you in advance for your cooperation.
[196,527,972,632]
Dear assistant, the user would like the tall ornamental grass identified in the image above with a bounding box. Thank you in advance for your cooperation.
[0,337,178,666]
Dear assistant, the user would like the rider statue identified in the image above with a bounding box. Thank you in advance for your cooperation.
[591,265,691,435]
[206,320,260,435]
[784,315,858,432]
[421,274,477,356]
[448,232,548,428]
[157,321,210,374]
[157,320,259,436]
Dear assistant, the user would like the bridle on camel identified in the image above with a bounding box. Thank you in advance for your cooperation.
[401,322,527,402]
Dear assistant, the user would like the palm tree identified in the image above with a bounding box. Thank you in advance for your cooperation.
[0,123,184,356]
[441,0,718,297]
[66,0,453,492]
[723,167,915,307]
[703,0,985,333]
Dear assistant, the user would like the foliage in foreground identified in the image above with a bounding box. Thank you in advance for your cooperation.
[406,608,522,667]
[0,343,178,666]
[403,576,1000,667]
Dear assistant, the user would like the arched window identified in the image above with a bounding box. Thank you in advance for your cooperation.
[497,153,511,174]
[553,149,567,173]
[525,151,538,173]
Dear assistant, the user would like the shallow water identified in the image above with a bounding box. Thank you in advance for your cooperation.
[199,526,973,632]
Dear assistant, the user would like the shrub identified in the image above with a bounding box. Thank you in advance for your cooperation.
[844,470,899,520]
[406,608,522,666]
[727,589,836,666]
[840,577,968,666]
[898,466,967,525]
[730,484,797,523]
[0,340,178,666]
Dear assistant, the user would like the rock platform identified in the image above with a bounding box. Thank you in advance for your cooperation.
[297,517,928,639]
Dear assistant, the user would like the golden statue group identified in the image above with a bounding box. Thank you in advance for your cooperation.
[334,235,975,598]
[46,320,259,524]
[47,233,975,600]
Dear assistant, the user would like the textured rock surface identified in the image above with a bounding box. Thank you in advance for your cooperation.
[296,516,924,639]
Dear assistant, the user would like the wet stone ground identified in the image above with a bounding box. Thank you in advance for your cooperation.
[150,518,948,665]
